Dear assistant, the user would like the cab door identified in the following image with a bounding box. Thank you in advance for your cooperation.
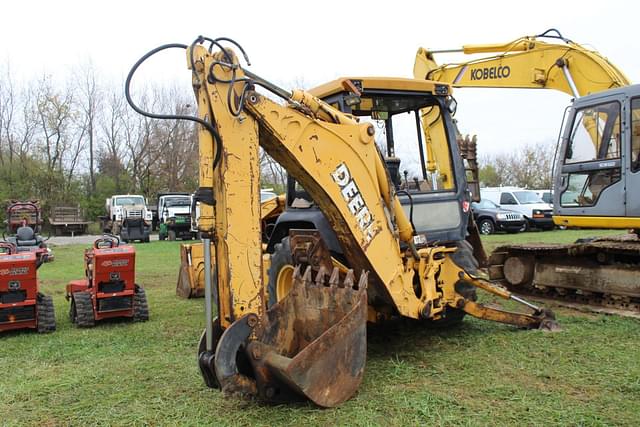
[554,94,625,220]
[626,93,640,218]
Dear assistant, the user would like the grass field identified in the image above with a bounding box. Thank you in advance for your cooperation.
[1,229,639,426]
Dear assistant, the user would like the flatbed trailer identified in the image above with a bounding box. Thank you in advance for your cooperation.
[49,206,89,236]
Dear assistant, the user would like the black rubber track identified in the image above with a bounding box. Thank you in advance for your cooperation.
[73,291,95,327]
[36,293,56,333]
[133,285,149,322]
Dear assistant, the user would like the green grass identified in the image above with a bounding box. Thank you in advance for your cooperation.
[1,232,640,426]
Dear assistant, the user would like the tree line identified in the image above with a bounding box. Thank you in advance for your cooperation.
[1,60,556,226]
[478,141,556,189]
[0,64,204,221]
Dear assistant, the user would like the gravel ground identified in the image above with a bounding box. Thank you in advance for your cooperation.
[47,234,159,246]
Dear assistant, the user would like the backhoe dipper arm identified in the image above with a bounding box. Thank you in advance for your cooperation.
[414,29,630,97]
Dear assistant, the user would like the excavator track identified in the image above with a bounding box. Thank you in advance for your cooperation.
[488,234,640,318]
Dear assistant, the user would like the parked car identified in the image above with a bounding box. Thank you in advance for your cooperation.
[471,199,526,235]
[481,187,554,231]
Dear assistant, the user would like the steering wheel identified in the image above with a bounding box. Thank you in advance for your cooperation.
[94,234,120,249]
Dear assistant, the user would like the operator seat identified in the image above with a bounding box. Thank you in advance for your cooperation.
[15,226,43,247]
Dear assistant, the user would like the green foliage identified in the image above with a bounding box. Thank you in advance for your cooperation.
[479,163,501,187]
[81,174,131,221]
[480,141,555,189]
[0,154,83,222]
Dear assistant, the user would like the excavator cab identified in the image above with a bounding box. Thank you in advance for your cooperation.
[554,85,640,227]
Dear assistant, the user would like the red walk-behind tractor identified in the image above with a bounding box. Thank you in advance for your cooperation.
[66,236,149,327]
[0,241,55,333]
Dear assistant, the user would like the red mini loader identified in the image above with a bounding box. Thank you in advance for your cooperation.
[66,236,148,327]
[0,242,55,333]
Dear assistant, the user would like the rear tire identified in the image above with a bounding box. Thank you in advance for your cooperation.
[427,240,478,328]
[168,230,176,241]
[36,293,56,333]
[267,237,293,308]
[73,291,95,327]
[133,285,149,322]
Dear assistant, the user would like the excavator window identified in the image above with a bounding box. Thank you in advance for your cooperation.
[565,101,621,164]
[560,101,621,207]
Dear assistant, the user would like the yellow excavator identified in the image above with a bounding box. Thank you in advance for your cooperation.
[414,29,640,316]
[126,36,558,407]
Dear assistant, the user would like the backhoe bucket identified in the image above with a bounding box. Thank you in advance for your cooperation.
[213,266,368,407]
[176,243,209,298]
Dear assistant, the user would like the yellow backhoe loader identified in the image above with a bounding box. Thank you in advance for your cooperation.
[126,36,557,408]
[177,193,285,298]
[414,29,640,316]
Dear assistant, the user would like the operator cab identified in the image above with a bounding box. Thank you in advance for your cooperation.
[268,77,473,252]
[309,77,457,191]
[554,84,640,227]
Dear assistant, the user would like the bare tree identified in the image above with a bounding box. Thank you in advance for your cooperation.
[76,61,101,192]
[122,89,157,194]
[150,86,198,192]
[479,141,555,189]
[0,65,14,167]
[260,149,286,191]
[0,66,36,169]
[99,88,128,189]
[30,74,90,203]
[33,75,75,172]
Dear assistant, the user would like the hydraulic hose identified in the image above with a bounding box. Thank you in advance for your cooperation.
[124,42,224,172]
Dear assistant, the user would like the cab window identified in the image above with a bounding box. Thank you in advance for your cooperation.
[565,101,621,164]
[561,101,622,207]
[338,93,456,194]
[371,106,455,193]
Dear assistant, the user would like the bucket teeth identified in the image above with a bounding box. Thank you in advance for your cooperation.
[356,271,368,290]
[343,269,355,289]
[291,265,303,286]
[315,266,328,286]
[329,267,341,287]
[302,266,313,285]
[290,264,368,292]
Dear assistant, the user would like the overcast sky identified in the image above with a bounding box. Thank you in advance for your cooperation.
[1,0,637,157]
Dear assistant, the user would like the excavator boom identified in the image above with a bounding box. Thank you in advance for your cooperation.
[414,29,630,97]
